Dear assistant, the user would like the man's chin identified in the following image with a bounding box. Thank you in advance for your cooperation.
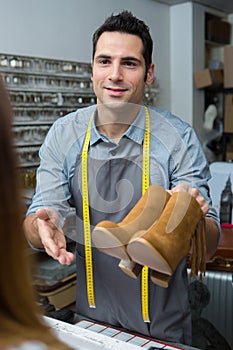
[105,101,128,110]
[99,99,140,111]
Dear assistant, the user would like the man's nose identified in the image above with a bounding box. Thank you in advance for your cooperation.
[109,63,123,81]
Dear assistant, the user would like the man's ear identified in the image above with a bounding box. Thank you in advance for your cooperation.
[146,63,155,86]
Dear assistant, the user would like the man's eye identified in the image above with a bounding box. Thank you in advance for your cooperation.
[124,61,137,67]
[99,59,110,64]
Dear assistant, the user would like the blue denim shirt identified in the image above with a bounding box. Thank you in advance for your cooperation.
[27,104,219,229]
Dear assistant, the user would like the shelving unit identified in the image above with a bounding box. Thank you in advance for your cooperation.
[0,53,96,188]
[222,89,233,160]
[195,11,232,162]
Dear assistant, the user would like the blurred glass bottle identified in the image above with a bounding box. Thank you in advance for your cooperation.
[220,175,233,224]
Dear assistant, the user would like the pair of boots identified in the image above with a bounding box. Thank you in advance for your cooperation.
[92,185,206,287]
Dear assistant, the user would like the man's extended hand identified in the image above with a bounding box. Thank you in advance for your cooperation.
[34,208,75,265]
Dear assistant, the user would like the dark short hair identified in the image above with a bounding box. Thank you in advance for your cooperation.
[92,10,153,80]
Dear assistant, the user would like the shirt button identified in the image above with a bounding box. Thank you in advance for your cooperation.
[111,150,117,156]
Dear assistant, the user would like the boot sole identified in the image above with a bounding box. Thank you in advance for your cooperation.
[92,227,130,261]
[127,237,173,275]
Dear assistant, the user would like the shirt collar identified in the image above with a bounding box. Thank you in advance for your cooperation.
[90,105,146,146]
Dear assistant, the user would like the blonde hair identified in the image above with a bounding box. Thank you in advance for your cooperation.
[0,75,72,349]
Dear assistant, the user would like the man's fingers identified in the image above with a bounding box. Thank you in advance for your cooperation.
[171,184,190,193]
[58,250,75,265]
[42,235,61,258]
[171,184,210,214]
[42,239,74,264]
[191,188,209,214]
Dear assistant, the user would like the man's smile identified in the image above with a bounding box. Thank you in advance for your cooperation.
[104,85,128,96]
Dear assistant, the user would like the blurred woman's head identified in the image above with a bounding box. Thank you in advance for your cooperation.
[0,75,71,349]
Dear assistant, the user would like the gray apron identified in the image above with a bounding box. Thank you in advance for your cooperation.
[70,151,192,345]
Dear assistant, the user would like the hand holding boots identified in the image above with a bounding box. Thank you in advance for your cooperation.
[127,191,205,280]
[92,184,207,287]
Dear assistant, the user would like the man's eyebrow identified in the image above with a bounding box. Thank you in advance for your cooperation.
[95,55,111,60]
[121,56,141,63]
[95,55,142,63]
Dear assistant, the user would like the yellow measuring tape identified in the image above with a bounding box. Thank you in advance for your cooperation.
[81,106,151,320]
[82,113,95,308]
[141,106,150,323]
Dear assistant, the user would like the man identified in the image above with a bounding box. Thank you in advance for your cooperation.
[24,11,220,346]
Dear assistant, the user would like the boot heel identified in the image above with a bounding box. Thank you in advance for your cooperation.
[118,260,143,278]
[150,270,171,288]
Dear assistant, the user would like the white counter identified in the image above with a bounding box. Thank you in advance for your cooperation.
[45,317,141,350]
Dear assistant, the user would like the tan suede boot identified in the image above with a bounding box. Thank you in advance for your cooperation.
[127,191,205,279]
[92,185,171,278]
[150,270,171,288]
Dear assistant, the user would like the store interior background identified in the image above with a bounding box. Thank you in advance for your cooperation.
[0,0,233,141]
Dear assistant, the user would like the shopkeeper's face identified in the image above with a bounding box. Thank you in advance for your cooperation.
[92,31,154,107]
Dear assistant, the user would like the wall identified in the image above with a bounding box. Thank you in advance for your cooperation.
[0,0,170,109]
[170,2,194,126]
[229,14,233,38]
